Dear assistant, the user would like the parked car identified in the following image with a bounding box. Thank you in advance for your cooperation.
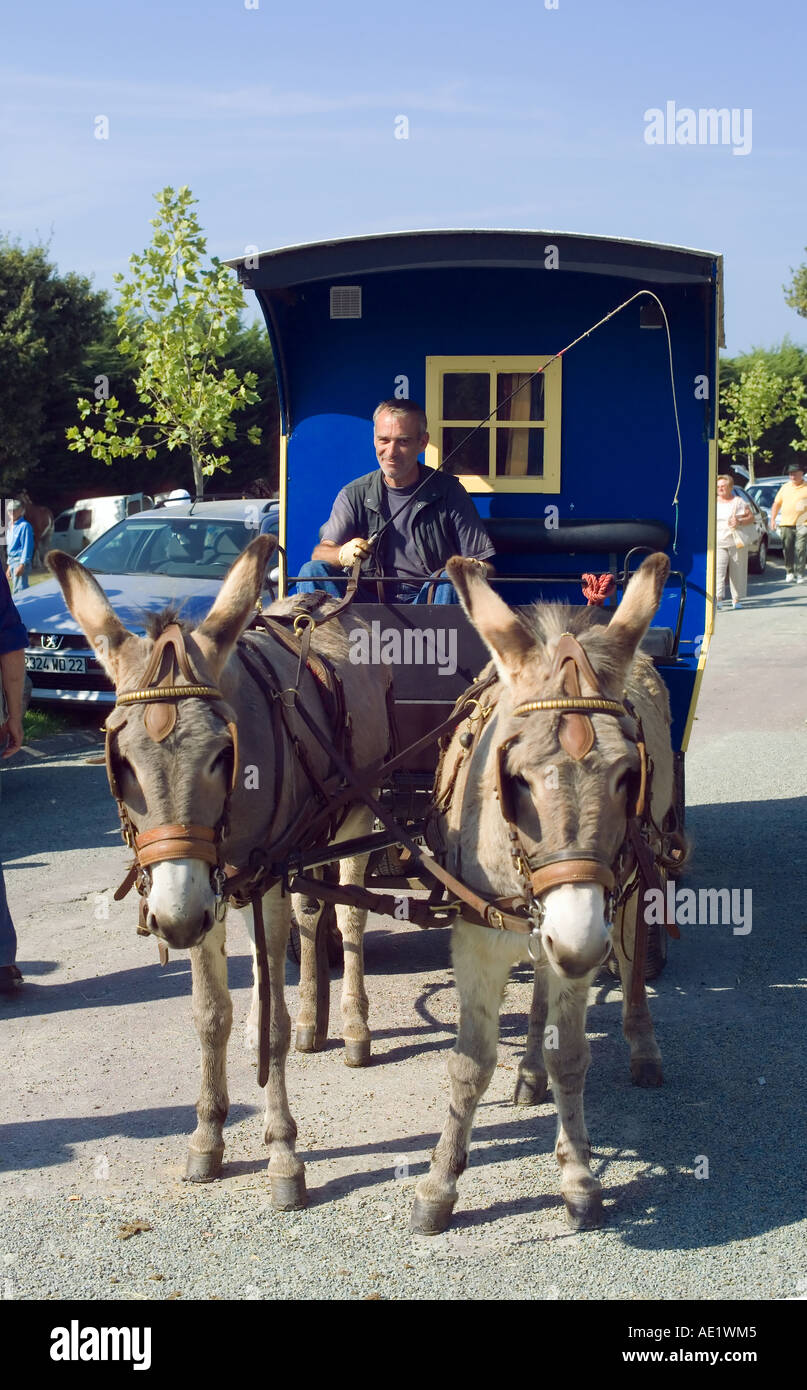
[731,485,769,573]
[50,493,155,557]
[747,478,788,552]
[15,498,279,707]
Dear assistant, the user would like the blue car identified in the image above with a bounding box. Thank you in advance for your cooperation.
[15,498,278,707]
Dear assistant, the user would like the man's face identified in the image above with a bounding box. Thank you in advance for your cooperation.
[791,470,804,484]
[374,411,428,489]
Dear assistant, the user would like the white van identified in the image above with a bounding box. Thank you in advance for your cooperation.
[51,493,154,557]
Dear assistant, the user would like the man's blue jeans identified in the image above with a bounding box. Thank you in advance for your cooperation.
[10,566,29,594]
[295,560,458,605]
[0,859,17,968]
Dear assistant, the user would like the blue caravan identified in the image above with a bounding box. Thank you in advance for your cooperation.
[227,229,722,808]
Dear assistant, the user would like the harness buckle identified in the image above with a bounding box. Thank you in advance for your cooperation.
[293,612,316,637]
[211,865,228,921]
[527,926,542,963]
[487,907,504,930]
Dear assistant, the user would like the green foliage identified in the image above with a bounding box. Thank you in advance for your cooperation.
[0,238,107,493]
[67,186,264,496]
[784,251,807,319]
[719,340,807,479]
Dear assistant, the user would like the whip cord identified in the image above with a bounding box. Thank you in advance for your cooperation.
[366,287,685,561]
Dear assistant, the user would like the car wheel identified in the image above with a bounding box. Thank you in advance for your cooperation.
[749,537,767,574]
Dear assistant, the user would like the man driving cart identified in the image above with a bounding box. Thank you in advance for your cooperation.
[296,399,495,603]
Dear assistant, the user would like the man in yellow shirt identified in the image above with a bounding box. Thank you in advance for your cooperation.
[770,463,807,583]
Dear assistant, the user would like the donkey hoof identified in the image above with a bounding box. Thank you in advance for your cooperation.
[344,1038,371,1068]
[631,1058,663,1087]
[513,1072,548,1106]
[270,1173,307,1211]
[184,1147,224,1183]
[563,1191,604,1230]
[295,1024,321,1053]
[409,1196,456,1235]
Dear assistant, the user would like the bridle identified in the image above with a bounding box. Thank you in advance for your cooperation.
[503,632,650,932]
[105,624,239,926]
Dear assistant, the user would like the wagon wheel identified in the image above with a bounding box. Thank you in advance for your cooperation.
[662,750,686,881]
[286,883,344,968]
[605,866,670,982]
[643,865,669,980]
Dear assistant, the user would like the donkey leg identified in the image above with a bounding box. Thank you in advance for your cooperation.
[544,968,603,1229]
[514,964,549,1105]
[294,879,329,1054]
[336,850,372,1068]
[186,915,232,1182]
[411,920,519,1234]
[258,886,307,1209]
[612,894,663,1087]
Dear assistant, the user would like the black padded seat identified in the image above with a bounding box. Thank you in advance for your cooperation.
[639,627,675,658]
[486,518,671,555]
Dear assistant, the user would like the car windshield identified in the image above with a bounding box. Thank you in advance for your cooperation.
[78,515,275,579]
[748,484,778,508]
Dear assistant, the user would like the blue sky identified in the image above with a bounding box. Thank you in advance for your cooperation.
[1,0,805,352]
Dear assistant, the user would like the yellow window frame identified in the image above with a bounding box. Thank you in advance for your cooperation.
[424,354,562,493]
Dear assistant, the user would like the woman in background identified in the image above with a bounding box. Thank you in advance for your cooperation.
[716,474,754,610]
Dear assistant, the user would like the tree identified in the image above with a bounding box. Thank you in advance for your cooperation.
[67,185,262,497]
[719,358,804,482]
[0,237,107,494]
[784,250,807,319]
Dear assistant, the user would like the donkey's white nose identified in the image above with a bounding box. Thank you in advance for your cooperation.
[147,860,215,946]
[540,883,611,977]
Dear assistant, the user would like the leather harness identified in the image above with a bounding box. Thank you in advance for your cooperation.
[105,584,682,1084]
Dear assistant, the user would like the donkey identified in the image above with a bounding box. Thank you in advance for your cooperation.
[411,553,674,1234]
[48,535,390,1209]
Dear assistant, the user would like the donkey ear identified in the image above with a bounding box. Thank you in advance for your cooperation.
[606,553,670,664]
[46,550,137,682]
[192,534,276,676]
[447,556,535,683]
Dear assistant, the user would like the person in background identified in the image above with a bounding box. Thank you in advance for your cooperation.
[0,564,28,994]
[5,500,34,594]
[769,462,807,583]
[715,474,754,610]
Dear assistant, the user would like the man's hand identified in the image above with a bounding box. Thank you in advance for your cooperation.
[0,714,23,758]
[337,537,372,568]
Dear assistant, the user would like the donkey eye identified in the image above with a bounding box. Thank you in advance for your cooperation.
[208,748,230,775]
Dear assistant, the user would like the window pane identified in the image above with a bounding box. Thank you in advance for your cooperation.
[442,373,489,421]
[75,509,93,529]
[442,426,489,476]
[496,372,544,421]
[495,428,544,478]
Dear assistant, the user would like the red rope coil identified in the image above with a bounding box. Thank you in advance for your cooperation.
[581,572,616,606]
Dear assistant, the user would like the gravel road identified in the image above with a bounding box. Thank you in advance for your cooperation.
[1,559,805,1302]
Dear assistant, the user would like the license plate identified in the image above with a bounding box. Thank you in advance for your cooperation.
[26,652,87,674]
